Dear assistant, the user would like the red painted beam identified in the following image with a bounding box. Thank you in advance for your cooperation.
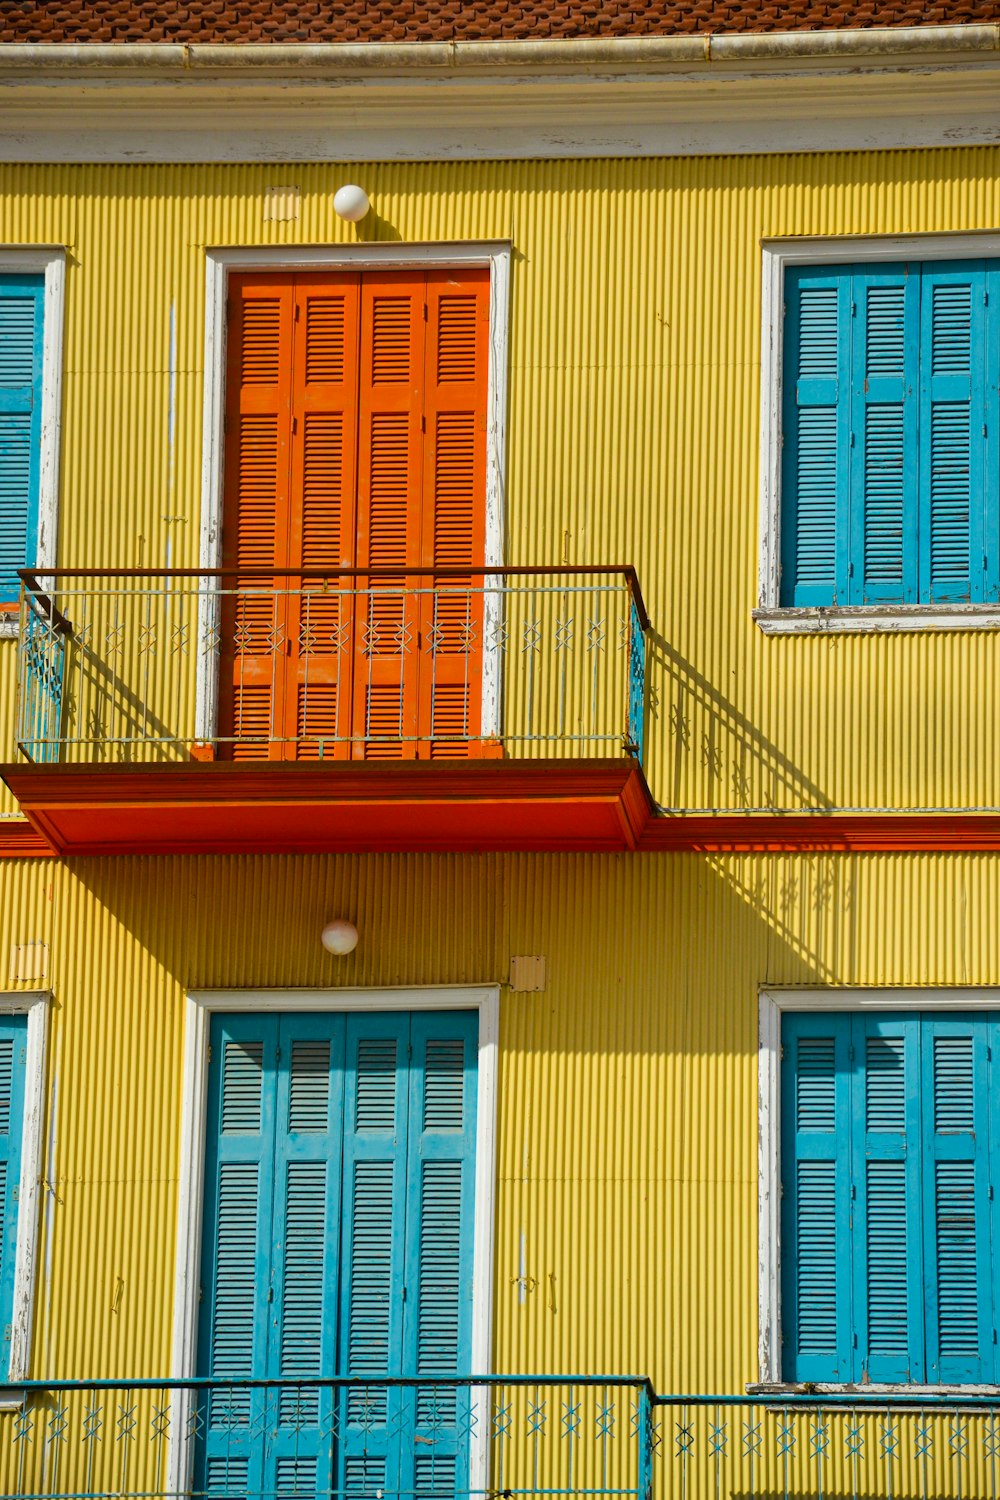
[638,814,1000,852]
[0,759,655,856]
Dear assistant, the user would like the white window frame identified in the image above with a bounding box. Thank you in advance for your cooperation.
[168,983,499,1497]
[0,248,66,641]
[0,990,49,1398]
[757,985,1000,1393]
[196,243,511,744]
[756,230,1000,636]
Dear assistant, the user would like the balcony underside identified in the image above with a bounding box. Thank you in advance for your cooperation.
[0,757,655,856]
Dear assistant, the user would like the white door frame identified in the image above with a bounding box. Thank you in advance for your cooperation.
[196,244,512,746]
[168,983,499,1498]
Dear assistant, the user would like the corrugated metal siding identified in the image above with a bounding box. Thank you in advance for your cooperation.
[0,849,995,1393]
[0,154,998,1498]
[4,155,1000,805]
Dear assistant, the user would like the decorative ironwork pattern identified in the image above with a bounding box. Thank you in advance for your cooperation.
[14,568,649,765]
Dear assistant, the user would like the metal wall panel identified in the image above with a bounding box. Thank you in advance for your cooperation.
[2,154,1000,806]
[0,848,995,1398]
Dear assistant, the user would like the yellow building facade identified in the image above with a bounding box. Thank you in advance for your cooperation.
[2,32,1000,1499]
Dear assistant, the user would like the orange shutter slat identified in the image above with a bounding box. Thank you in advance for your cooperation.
[288,275,360,760]
[420,270,491,759]
[353,273,426,760]
[219,275,296,760]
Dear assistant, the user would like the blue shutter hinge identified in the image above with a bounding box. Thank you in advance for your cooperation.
[993,1329,997,1344]
[275,1047,281,1063]
[780,1044,785,1060]
[267,1286,274,1303]
[11,1187,18,1203]
[850,1183,856,1200]
[984,426,989,439]
[985,290,989,306]
[853,1333,858,1349]
[851,301,856,317]
[402,1285,407,1302]
[207,1045,212,1064]
[850,432,855,448]
[990,1184,994,1201]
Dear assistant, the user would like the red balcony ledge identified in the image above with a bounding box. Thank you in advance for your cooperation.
[0,759,657,857]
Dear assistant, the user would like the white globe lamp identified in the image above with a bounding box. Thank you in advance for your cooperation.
[321,919,359,956]
[333,184,370,223]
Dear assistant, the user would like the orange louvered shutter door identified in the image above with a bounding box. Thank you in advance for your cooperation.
[353,273,426,759]
[288,275,360,759]
[219,275,295,759]
[419,270,490,757]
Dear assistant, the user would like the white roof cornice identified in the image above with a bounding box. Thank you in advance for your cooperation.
[1,25,1000,161]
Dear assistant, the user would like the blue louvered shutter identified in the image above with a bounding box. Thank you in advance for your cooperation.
[780,271,852,606]
[849,268,919,605]
[399,1013,478,1500]
[0,276,44,607]
[197,1016,279,1500]
[0,1016,27,1365]
[268,1016,345,1500]
[917,264,987,603]
[850,1014,924,1382]
[921,1015,993,1383]
[780,1013,853,1381]
[336,1014,411,1500]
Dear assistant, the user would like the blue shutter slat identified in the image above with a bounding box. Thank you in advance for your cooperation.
[862,404,906,592]
[781,1014,852,1381]
[203,1456,249,1500]
[337,1015,410,1498]
[852,1014,923,1383]
[919,265,983,602]
[398,1013,478,1497]
[0,1018,27,1372]
[221,1040,264,1134]
[275,1457,318,1498]
[922,1014,992,1384]
[780,275,850,606]
[287,1038,331,1132]
[197,1017,278,1500]
[0,277,44,606]
[414,1453,457,1500]
[933,1034,974,1132]
[278,1160,327,1420]
[865,1160,909,1358]
[794,1160,838,1354]
[935,1161,979,1357]
[852,269,918,605]
[270,1017,343,1473]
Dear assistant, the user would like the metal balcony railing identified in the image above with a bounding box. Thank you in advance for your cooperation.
[14,568,648,767]
[0,1376,655,1500]
[0,1379,996,1500]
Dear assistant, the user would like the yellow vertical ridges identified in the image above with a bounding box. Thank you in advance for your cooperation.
[0,849,990,1395]
[3,154,1000,804]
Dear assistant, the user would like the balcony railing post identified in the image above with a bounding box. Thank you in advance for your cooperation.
[627,591,646,763]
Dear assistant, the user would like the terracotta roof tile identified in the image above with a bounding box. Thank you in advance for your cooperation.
[0,0,998,45]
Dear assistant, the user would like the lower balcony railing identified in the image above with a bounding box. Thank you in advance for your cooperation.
[13,567,648,767]
[0,1379,997,1500]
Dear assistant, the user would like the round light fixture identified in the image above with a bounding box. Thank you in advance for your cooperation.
[321,918,359,956]
[333,184,370,223]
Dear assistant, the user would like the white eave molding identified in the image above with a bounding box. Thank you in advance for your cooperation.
[4,25,1000,160]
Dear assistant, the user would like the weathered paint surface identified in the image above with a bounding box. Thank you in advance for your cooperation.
[1,155,1000,810]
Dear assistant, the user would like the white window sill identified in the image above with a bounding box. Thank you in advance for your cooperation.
[754,604,1000,635]
[748,1382,1000,1398]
